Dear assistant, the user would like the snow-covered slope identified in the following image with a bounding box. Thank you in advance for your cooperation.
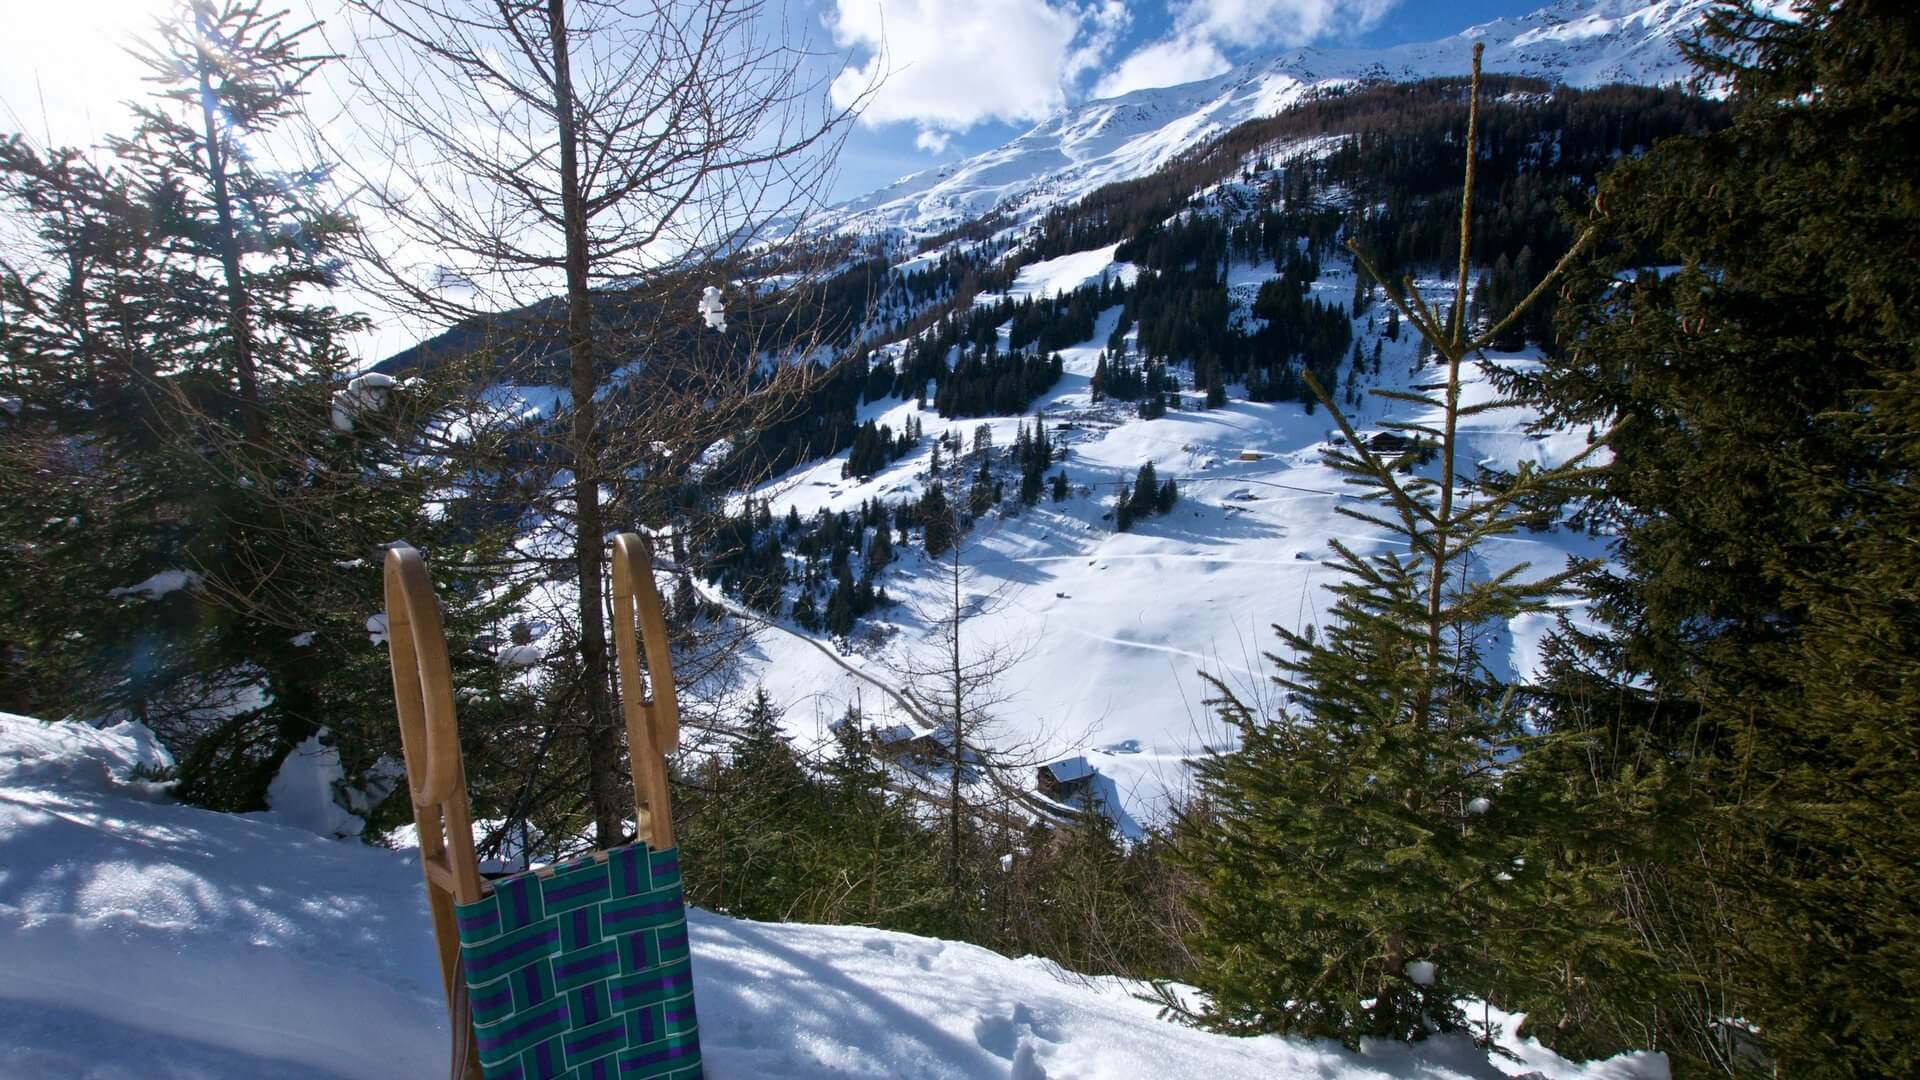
[730,249,1606,836]
[0,712,1666,1078]
[823,0,1711,238]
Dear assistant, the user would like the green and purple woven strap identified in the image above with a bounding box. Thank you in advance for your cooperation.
[453,843,701,1080]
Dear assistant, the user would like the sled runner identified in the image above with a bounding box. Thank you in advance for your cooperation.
[385,533,701,1080]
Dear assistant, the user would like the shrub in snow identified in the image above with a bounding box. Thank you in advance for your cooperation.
[265,734,367,840]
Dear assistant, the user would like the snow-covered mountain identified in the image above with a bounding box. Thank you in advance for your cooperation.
[822,0,1712,238]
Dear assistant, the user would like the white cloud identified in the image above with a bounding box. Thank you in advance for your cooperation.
[829,0,1399,147]
[1178,0,1397,50]
[829,0,1105,150]
[1067,1,1133,81]
[1098,0,1399,98]
[1092,36,1230,99]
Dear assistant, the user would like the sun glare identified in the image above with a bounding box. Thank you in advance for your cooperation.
[0,0,192,148]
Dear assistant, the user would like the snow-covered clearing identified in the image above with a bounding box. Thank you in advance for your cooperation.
[1000,245,1139,301]
[0,712,1666,1078]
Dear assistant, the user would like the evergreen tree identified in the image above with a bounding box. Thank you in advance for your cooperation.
[1132,462,1159,515]
[1019,463,1044,506]
[0,2,516,812]
[791,591,819,631]
[865,521,893,574]
[678,690,817,919]
[815,706,945,933]
[1510,3,1920,1071]
[968,456,995,517]
[921,481,954,558]
[824,580,854,638]
[824,705,890,801]
[1174,45,1602,1047]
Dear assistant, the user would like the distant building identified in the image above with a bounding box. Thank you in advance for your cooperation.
[872,722,975,768]
[1037,754,1096,805]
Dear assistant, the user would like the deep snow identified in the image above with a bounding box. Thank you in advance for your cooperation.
[0,712,1667,1078]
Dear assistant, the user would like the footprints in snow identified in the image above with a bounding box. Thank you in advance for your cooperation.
[975,1002,1059,1080]
[854,936,1060,1077]
[861,936,939,971]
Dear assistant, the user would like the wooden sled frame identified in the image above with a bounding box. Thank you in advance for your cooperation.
[384,532,682,1078]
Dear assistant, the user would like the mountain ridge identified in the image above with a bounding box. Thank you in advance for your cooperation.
[820,0,1713,239]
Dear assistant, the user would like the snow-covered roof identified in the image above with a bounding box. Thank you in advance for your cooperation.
[871,723,921,745]
[1039,755,1095,783]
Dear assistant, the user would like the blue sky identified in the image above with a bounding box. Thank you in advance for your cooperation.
[0,1,1550,210]
[817,0,1551,202]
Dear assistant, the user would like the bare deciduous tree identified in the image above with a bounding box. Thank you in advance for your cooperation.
[335,0,862,845]
[880,499,1064,925]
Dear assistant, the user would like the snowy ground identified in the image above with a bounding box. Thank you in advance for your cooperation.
[735,248,1608,834]
[0,712,1667,1079]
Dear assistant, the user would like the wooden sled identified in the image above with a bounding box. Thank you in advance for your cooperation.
[385,533,700,1080]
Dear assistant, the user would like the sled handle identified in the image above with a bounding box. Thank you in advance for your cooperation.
[385,543,462,806]
[382,544,484,1079]
[612,532,680,749]
[611,531,679,848]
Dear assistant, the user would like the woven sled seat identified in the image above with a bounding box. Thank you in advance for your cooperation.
[386,534,701,1080]
[454,844,699,1079]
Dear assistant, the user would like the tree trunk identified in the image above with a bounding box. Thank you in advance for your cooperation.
[194,5,262,445]
[1419,44,1481,733]
[947,542,964,925]
[547,0,622,849]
